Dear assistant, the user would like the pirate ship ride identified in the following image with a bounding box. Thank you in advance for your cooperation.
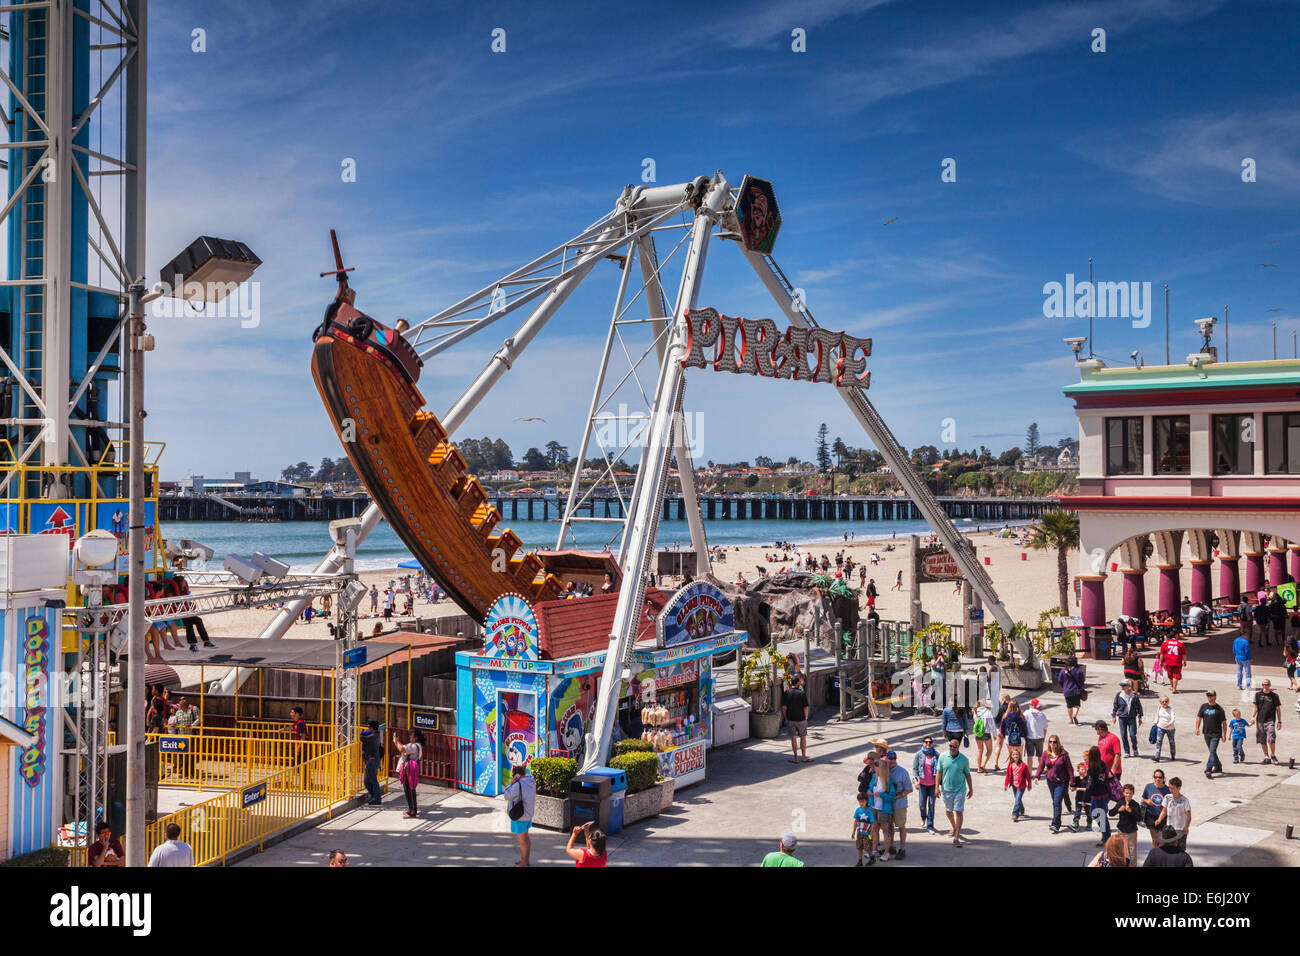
[310,231,617,621]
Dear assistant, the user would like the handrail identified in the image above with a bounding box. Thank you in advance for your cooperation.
[145,741,363,866]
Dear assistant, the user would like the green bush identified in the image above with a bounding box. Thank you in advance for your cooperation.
[611,738,655,756]
[528,756,577,796]
[0,846,68,867]
[608,751,659,793]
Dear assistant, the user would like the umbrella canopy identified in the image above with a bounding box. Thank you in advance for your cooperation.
[144,663,182,688]
[397,559,421,569]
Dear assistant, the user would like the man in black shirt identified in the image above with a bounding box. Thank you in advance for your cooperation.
[1253,601,1272,647]
[1194,691,1227,779]
[1142,826,1193,867]
[782,675,811,763]
[360,718,384,805]
[1250,678,1282,765]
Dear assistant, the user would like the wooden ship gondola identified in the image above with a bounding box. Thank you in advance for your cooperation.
[310,231,619,622]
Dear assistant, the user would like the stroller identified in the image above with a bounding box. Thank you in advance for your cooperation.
[1124,653,1152,696]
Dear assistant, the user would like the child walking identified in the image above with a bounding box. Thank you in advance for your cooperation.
[1069,759,1091,832]
[1108,784,1142,864]
[1004,750,1032,821]
[852,792,875,866]
[1229,708,1249,763]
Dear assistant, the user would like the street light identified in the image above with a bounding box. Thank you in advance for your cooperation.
[123,236,259,867]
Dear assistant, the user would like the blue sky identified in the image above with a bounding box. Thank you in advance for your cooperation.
[144,0,1300,479]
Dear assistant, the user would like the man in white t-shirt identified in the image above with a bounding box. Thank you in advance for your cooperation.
[147,823,194,867]
[1023,699,1049,773]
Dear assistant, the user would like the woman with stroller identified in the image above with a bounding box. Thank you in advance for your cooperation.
[1122,647,1146,694]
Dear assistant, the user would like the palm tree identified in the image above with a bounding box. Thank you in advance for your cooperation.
[1027,509,1080,613]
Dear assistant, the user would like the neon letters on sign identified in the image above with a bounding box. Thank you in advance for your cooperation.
[20,617,49,787]
[681,308,871,388]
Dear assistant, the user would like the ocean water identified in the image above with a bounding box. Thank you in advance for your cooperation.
[161,514,1018,574]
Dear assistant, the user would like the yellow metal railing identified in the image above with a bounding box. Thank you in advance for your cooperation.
[146,741,364,867]
[152,734,335,791]
[234,719,335,743]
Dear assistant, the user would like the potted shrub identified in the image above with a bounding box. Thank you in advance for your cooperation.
[609,751,662,825]
[739,645,782,738]
[527,756,576,830]
[999,620,1046,690]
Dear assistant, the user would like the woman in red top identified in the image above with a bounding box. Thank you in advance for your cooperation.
[565,822,607,866]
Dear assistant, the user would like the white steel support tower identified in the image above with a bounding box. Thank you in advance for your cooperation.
[0,0,145,497]
[279,171,1016,763]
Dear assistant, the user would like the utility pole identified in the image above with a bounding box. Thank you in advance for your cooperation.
[1087,258,1094,358]
[1164,284,1169,365]
[1224,306,1229,362]
[125,279,147,867]
[1273,321,1278,360]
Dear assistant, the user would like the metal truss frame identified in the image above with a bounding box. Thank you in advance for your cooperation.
[0,0,144,483]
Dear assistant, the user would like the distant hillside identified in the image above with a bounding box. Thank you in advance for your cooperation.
[685,470,1076,498]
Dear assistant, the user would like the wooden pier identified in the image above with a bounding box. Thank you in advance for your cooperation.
[161,492,1055,523]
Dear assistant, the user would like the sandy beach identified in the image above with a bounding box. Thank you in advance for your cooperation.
[172,521,1200,669]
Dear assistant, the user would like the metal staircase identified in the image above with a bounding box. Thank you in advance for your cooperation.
[18,9,48,464]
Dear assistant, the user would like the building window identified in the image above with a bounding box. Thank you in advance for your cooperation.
[1212,414,1254,475]
[1105,416,1143,475]
[1153,415,1190,474]
[1265,412,1300,474]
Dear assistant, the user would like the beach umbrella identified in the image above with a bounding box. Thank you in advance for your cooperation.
[397,559,421,569]
[144,663,181,688]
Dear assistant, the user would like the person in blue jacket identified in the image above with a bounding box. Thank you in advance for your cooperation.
[1232,633,1252,690]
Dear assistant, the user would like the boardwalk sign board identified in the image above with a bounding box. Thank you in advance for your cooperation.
[917,545,966,583]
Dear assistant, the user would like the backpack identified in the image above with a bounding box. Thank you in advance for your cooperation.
[973,717,986,737]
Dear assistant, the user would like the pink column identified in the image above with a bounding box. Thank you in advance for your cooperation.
[1268,548,1288,586]
[1079,576,1106,652]
[1121,569,1146,619]
[1190,560,1213,606]
[1157,565,1181,614]
[1290,547,1300,583]
[1244,552,1265,593]
[1219,557,1240,604]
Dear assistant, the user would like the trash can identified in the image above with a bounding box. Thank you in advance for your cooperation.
[1093,632,1112,661]
[587,767,627,834]
[569,774,611,833]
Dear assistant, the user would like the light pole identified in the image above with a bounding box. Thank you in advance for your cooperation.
[125,278,148,867]
[124,236,260,865]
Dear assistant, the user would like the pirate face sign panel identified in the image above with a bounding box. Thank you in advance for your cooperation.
[484,593,539,661]
[658,581,735,648]
[736,175,781,254]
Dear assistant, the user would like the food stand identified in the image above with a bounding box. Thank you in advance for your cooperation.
[455,583,745,795]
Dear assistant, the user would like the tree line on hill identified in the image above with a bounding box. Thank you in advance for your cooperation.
[282,421,1077,488]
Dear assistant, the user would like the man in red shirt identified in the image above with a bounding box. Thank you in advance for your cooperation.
[1094,720,1123,778]
[1159,632,1187,694]
[88,822,124,867]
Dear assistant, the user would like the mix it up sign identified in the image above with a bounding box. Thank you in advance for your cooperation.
[681,307,871,389]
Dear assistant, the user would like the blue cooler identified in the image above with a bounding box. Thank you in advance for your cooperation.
[588,766,628,834]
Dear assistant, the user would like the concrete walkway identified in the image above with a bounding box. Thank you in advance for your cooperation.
[235,652,1299,867]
